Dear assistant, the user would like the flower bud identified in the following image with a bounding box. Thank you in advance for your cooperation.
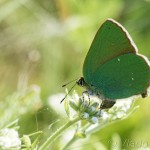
[69,100,78,111]
[90,117,98,124]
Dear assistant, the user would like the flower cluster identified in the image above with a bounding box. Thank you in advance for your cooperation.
[46,91,138,150]
[65,92,100,124]
[65,91,136,124]
[0,128,21,149]
[100,98,136,122]
[69,97,101,124]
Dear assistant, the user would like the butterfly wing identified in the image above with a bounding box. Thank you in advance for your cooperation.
[91,54,150,99]
[83,19,137,83]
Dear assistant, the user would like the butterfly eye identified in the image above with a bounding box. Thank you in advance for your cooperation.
[76,77,86,87]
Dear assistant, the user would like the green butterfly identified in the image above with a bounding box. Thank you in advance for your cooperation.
[76,18,150,109]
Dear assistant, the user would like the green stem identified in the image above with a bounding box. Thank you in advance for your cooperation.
[62,135,78,150]
[63,123,91,150]
[39,117,80,150]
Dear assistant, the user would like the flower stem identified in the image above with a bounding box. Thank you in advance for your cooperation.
[62,123,91,150]
[62,135,78,150]
[39,116,80,150]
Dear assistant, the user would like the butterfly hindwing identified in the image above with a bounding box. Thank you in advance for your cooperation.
[91,54,150,99]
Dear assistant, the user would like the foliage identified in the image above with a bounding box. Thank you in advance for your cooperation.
[0,0,150,149]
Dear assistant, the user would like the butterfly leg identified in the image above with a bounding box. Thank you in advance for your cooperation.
[82,91,90,104]
[100,99,116,110]
[141,90,148,98]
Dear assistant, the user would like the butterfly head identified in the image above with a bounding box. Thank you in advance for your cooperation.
[76,77,86,87]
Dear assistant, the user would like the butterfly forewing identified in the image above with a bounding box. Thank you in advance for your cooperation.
[83,19,137,83]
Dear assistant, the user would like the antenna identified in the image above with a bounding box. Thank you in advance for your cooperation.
[62,79,78,87]
[60,83,77,103]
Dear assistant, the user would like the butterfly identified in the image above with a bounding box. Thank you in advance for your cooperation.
[75,18,150,109]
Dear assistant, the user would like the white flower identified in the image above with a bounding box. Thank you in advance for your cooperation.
[99,98,135,122]
[91,117,98,124]
[48,93,66,116]
[0,128,21,149]
[83,112,89,119]
[116,111,126,118]
[115,98,133,111]
[90,106,96,112]
[100,111,109,120]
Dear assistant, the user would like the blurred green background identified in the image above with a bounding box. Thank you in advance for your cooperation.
[0,0,150,149]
